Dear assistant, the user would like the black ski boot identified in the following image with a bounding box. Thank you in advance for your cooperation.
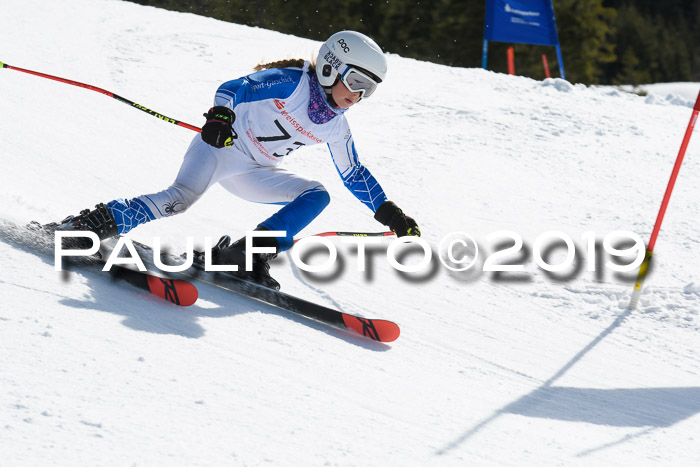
[55,203,118,249]
[210,228,281,290]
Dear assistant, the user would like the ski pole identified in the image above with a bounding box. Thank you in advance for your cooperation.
[0,60,201,133]
[294,231,395,244]
[629,89,700,310]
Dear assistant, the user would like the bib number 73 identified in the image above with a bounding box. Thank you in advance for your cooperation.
[256,119,305,157]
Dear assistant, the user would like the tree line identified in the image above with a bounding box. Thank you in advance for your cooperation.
[126,0,700,85]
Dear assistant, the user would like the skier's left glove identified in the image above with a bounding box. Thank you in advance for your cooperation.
[201,106,237,148]
[374,201,421,237]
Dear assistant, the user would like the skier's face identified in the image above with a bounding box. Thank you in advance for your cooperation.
[331,80,362,109]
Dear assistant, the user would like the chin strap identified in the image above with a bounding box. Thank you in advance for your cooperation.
[324,86,338,107]
[324,74,343,108]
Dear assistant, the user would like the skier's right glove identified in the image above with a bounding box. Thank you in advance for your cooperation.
[201,106,237,148]
[374,201,421,237]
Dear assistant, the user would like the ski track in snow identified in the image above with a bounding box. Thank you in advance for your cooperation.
[1,0,700,465]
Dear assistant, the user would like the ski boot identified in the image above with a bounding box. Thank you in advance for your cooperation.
[54,203,118,249]
[203,228,281,290]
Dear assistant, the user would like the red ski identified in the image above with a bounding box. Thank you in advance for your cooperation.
[110,265,198,307]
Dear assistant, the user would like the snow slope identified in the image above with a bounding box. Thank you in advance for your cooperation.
[1,0,699,465]
[627,82,700,106]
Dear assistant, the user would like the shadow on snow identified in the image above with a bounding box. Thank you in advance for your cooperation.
[437,304,700,456]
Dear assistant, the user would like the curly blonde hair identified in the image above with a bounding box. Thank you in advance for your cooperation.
[254,58,316,73]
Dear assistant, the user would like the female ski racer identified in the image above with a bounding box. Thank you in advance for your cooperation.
[57,30,420,289]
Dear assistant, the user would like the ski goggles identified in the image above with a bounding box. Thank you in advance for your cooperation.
[319,43,381,99]
[339,66,380,99]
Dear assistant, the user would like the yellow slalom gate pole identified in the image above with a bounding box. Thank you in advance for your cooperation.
[629,251,653,310]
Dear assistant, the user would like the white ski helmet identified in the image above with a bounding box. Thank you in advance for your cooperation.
[316,30,387,99]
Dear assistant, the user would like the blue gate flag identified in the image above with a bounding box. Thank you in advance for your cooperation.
[483,0,565,79]
[484,0,559,46]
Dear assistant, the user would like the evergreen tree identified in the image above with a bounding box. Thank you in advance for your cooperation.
[124,0,699,85]
[553,0,617,84]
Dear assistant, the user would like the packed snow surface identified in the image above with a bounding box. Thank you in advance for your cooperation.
[1,0,699,465]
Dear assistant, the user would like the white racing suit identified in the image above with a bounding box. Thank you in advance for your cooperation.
[105,65,388,251]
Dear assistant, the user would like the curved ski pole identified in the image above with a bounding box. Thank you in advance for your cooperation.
[293,231,395,244]
[1,60,201,133]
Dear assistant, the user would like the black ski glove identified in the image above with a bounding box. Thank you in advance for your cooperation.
[201,106,237,148]
[374,201,421,237]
